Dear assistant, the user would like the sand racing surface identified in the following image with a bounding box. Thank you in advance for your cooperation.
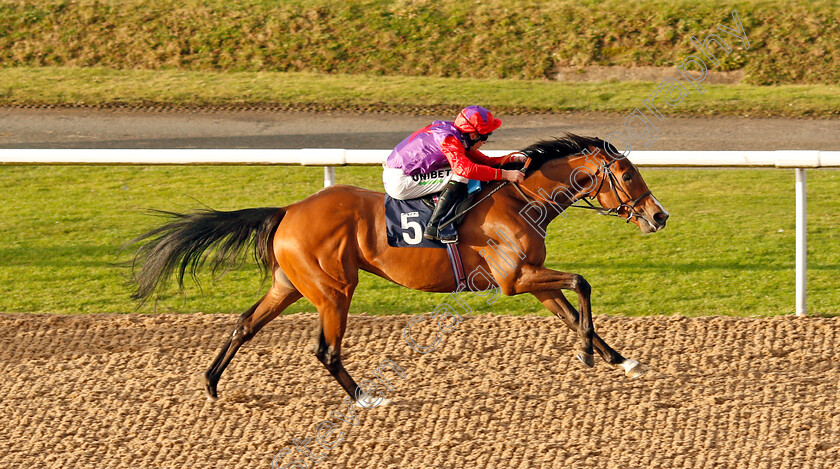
[3,312,839,468]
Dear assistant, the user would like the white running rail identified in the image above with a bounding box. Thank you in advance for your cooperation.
[4,148,839,316]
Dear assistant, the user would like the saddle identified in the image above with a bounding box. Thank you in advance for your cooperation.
[418,194,474,229]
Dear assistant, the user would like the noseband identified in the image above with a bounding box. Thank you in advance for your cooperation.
[514,158,652,224]
[588,161,652,223]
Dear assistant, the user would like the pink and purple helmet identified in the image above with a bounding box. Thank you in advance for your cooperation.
[454,105,502,135]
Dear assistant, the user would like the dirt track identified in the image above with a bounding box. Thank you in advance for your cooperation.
[3,312,839,468]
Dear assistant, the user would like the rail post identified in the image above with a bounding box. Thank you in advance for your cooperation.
[795,168,807,316]
[324,166,336,187]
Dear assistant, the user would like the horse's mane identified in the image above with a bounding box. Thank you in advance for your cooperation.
[501,133,618,172]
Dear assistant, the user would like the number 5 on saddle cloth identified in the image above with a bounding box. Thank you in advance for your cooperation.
[384,179,482,249]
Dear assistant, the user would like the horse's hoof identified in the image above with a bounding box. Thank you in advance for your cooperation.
[620,359,650,379]
[576,352,595,368]
[205,379,219,401]
[355,397,393,408]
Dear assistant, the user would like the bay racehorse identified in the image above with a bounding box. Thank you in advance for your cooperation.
[129,134,669,402]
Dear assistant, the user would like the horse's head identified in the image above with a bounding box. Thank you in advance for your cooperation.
[521,134,669,234]
[582,141,669,234]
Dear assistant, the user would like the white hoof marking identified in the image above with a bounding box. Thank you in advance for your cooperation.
[354,397,393,409]
[620,359,650,379]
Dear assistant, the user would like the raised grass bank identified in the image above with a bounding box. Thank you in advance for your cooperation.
[610,10,750,152]
[0,1,832,86]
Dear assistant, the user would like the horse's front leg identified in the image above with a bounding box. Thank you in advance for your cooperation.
[533,290,649,378]
[535,290,621,364]
[512,265,596,366]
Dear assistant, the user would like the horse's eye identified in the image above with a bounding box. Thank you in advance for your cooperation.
[622,172,633,182]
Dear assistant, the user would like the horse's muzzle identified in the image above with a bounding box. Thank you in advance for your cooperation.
[653,211,669,228]
[638,210,668,233]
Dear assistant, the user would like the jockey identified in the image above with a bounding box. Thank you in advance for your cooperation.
[383,105,526,241]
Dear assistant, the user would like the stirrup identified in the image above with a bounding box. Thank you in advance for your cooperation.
[439,233,458,244]
[423,224,440,241]
[423,228,458,244]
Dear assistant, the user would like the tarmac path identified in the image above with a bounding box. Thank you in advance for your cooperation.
[1,108,838,150]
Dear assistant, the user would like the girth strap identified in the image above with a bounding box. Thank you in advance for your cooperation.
[445,243,468,292]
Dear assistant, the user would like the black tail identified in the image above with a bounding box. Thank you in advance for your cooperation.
[129,207,285,303]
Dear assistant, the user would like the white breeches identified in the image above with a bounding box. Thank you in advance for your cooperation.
[382,165,468,200]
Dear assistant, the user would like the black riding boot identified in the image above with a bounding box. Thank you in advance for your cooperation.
[424,181,467,242]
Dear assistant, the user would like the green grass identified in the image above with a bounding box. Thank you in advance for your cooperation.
[1,165,838,317]
[1,67,838,118]
[0,0,838,85]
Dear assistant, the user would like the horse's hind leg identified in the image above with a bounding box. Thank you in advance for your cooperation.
[296,266,384,404]
[313,322,358,400]
[310,289,361,401]
[205,285,302,400]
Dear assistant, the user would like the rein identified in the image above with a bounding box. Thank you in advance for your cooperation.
[438,180,510,229]
[439,152,652,229]
[513,158,652,224]
[438,153,531,229]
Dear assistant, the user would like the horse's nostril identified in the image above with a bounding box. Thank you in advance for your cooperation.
[653,212,669,224]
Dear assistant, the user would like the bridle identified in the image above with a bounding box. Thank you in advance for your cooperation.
[512,154,653,224]
[438,150,653,230]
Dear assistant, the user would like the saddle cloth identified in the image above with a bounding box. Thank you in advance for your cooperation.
[384,180,482,249]
[384,195,468,291]
[384,196,456,249]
